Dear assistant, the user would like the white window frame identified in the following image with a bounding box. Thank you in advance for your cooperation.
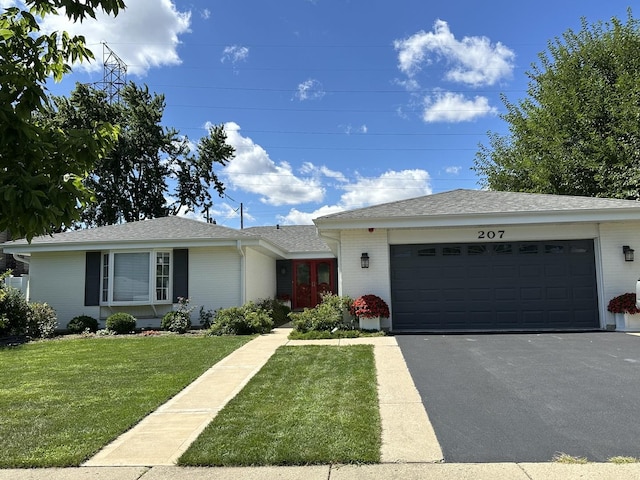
[100,250,172,306]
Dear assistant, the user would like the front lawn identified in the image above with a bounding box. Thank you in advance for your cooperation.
[179,345,381,466]
[0,334,252,467]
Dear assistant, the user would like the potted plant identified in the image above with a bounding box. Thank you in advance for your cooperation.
[607,293,640,331]
[351,294,389,330]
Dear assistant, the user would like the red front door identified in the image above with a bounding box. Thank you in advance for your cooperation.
[292,260,334,309]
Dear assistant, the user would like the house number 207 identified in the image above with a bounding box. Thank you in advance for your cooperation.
[477,230,505,239]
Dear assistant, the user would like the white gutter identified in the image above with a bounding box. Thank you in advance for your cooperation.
[12,253,30,265]
[237,240,245,305]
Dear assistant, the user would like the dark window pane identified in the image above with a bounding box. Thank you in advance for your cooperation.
[545,244,565,254]
[519,244,539,254]
[494,244,513,255]
[468,245,488,255]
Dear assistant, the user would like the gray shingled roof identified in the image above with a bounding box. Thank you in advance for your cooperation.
[244,225,331,253]
[315,189,640,222]
[5,216,258,246]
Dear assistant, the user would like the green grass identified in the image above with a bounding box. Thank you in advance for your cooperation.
[179,345,381,466]
[288,329,386,340]
[0,335,253,467]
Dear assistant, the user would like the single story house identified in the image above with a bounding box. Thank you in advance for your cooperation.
[2,218,335,329]
[3,189,640,332]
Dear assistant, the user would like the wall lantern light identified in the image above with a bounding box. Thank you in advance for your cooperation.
[360,252,370,269]
[623,245,635,262]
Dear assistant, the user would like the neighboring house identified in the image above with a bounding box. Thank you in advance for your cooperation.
[314,189,640,332]
[0,230,28,276]
[2,217,334,329]
[4,189,640,332]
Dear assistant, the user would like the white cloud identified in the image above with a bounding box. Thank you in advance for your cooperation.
[294,78,326,101]
[221,122,326,206]
[279,205,345,225]
[279,169,432,224]
[299,162,348,183]
[445,166,462,175]
[39,0,191,76]
[221,45,249,64]
[341,124,368,135]
[422,92,497,123]
[393,19,515,87]
[201,8,211,20]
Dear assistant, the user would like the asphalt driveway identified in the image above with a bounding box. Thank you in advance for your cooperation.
[396,332,640,463]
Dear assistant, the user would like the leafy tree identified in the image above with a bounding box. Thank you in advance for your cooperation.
[0,0,124,241]
[48,82,234,226]
[474,10,640,199]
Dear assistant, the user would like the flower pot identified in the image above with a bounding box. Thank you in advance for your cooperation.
[622,313,640,332]
[359,316,381,331]
[615,313,626,331]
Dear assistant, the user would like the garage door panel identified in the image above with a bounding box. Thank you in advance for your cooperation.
[573,287,596,300]
[494,265,518,277]
[495,288,517,300]
[469,288,492,300]
[521,287,543,300]
[547,287,569,300]
[390,240,599,331]
[520,265,543,277]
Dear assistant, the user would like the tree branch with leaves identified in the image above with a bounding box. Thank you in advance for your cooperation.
[0,0,125,241]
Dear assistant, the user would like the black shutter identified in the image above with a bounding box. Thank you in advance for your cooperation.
[84,251,101,306]
[173,249,189,302]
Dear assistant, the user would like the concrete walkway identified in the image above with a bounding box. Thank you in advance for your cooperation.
[85,329,441,466]
[85,328,292,466]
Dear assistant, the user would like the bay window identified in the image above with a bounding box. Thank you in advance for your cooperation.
[100,250,171,304]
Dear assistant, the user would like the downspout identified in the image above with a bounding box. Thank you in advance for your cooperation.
[237,240,246,305]
[12,253,30,265]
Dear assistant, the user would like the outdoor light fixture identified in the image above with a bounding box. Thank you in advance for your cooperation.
[360,252,370,269]
[623,245,635,262]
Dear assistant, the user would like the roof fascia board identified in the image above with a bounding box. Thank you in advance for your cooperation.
[314,209,640,230]
[3,238,257,254]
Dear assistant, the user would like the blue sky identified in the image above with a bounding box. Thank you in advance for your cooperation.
[9,0,634,227]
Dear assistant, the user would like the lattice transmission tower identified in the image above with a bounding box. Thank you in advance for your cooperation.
[101,42,127,104]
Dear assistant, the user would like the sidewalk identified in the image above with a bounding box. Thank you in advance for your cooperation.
[2,329,640,479]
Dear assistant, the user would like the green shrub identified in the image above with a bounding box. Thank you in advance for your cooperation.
[67,315,99,334]
[256,297,292,327]
[0,286,29,336]
[162,297,193,334]
[290,294,354,333]
[161,311,191,334]
[199,306,215,328]
[27,303,58,338]
[209,302,273,336]
[105,312,137,334]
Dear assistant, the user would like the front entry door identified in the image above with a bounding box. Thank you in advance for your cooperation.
[292,260,334,309]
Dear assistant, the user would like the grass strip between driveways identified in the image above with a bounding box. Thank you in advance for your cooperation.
[0,334,253,468]
[179,344,381,466]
